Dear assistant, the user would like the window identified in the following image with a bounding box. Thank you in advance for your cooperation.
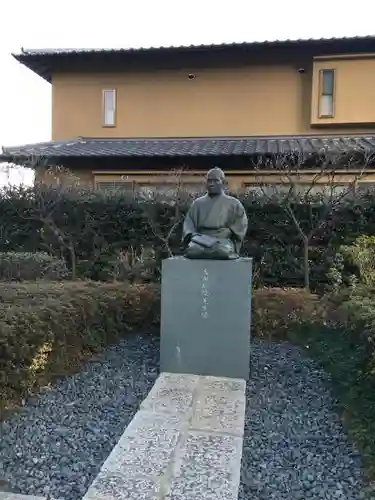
[137,183,171,197]
[102,89,116,126]
[295,183,349,197]
[357,182,375,194]
[96,181,134,191]
[243,182,350,198]
[180,183,204,195]
[136,183,202,198]
[95,180,203,197]
[319,69,335,117]
[243,183,291,197]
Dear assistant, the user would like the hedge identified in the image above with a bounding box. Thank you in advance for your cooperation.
[2,185,375,288]
[252,286,375,481]
[0,252,69,281]
[0,281,159,410]
[0,281,320,414]
[288,293,375,482]
[251,287,323,338]
[2,279,375,480]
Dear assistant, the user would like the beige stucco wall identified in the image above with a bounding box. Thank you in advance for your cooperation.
[43,51,375,189]
[51,54,375,141]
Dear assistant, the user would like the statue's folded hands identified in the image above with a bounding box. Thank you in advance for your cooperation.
[190,233,217,248]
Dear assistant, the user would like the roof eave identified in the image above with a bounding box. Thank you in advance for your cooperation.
[0,154,35,168]
[2,135,375,165]
[12,53,52,82]
[12,35,375,84]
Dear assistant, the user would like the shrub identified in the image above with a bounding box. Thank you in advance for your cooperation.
[0,252,69,281]
[3,184,375,289]
[328,235,375,292]
[270,285,375,481]
[1,283,319,411]
[292,300,375,480]
[250,285,375,479]
[335,294,375,376]
[252,287,323,339]
[342,235,375,286]
[0,281,159,408]
[77,246,159,283]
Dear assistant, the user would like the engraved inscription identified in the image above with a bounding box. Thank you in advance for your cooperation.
[201,268,209,319]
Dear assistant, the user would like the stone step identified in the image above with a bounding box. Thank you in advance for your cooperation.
[82,372,246,500]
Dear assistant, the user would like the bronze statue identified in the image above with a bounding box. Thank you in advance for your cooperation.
[182,167,248,259]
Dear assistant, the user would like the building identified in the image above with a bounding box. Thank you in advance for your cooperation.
[2,36,375,194]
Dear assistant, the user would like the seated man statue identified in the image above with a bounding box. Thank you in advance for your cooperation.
[182,167,248,260]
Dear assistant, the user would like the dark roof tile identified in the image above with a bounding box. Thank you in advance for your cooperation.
[2,135,375,166]
[14,35,375,82]
[17,35,375,58]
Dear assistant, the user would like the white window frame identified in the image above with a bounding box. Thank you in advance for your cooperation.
[102,89,116,127]
[319,69,335,118]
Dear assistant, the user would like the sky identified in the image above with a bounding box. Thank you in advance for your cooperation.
[0,0,375,185]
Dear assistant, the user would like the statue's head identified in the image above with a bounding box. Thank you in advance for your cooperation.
[206,167,225,196]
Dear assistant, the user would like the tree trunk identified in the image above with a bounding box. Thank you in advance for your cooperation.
[303,236,310,291]
[69,245,77,280]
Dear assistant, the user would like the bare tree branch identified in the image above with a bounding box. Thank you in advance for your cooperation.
[141,167,191,257]
[251,149,372,290]
[6,167,99,280]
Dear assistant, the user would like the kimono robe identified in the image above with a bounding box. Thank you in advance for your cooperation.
[182,193,248,259]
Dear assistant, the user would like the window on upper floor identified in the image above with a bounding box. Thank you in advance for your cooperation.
[319,69,335,118]
[312,56,375,125]
[102,89,116,127]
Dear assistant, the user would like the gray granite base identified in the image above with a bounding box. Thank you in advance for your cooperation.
[160,257,252,380]
[82,373,246,500]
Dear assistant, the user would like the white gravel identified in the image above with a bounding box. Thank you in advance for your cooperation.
[0,335,373,500]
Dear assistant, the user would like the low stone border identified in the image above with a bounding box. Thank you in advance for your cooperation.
[0,494,46,500]
[82,372,246,500]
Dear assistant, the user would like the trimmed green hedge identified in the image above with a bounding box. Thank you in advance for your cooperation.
[288,295,375,482]
[2,185,375,288]
[0,252,69,281]
[250,284,375,482]
[1,278,375,482]
[0,281,159,408]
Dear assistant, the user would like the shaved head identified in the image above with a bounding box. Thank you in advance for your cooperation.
[206,167,225,196]
[206,167,225,181]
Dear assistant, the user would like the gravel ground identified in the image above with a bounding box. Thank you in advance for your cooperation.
[239,341,373,500]
[0,334,159,500]
[1,336,373,500]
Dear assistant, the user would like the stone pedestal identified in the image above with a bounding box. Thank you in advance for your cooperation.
[160,256,252,380]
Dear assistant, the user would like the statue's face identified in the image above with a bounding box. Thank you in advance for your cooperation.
[206,171,224,195]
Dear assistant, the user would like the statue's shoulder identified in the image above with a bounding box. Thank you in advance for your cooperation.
[224,194,244,207]
[190,195,208,206]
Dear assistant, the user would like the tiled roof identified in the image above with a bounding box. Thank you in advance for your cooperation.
[2,136,375,165]
[17,35,375,57]
[14,35,375,82]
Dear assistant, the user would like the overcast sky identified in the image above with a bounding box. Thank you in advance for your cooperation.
[0,0,375,184]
